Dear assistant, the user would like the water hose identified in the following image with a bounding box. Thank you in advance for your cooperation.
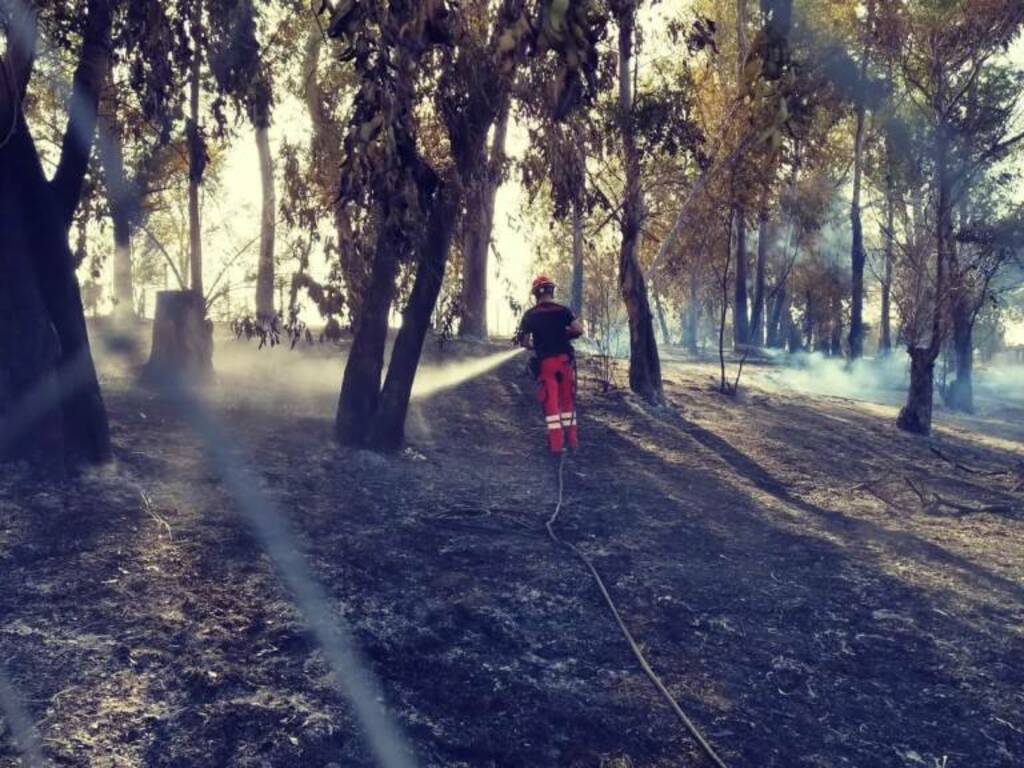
[545,452,730,768]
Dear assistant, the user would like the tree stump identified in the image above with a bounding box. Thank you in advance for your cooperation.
[144,291,213,381]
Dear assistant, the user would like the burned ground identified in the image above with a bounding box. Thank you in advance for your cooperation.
[1,339,1023,767]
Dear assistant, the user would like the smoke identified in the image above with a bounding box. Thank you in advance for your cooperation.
[752,351,907,404]
[94,330,525,420]
[751,349,1024,409]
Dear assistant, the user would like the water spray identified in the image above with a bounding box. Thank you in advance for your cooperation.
[411,348,524,399]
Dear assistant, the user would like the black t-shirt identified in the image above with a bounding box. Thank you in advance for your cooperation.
[519,302,576,360]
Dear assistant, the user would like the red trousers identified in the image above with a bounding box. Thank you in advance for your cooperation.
[537,354,578,453]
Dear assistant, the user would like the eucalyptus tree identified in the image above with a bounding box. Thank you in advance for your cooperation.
[1,0,117,472]
[208,0,277,320]
[97,1,183,317]
[326,0,604,449]
[882,0,1024,433]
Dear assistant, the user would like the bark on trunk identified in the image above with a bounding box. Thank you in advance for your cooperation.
[946,296,974,412]
[732,206,750,348]
[144,290,213,380]
[570,192,584,317]
[898,72,949,435]
[750,209,768,346]
[335,222,402,446]
[187,0,204,298]
[879,77,896,357]
[653,290,671,346]
[802,290,814,351]
[112,216,134,316]
[254,121,276,320]
[849,204,866,358]
[847,1,872,360]
[459,102,508,339]
[369,186,459,449]
[879,188,894,355]
[97,117,136,317]
[0,134,66,473]
[897,347,936,434]
[0,0,113,473]
[766,284,787,348]
[1,119,111,472]
[683,279,700,354]
[616,6,662,402]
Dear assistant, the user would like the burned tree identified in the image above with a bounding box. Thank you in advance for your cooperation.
[0,0,115,473]
[329,0,603,450]
[886,1,1024,433]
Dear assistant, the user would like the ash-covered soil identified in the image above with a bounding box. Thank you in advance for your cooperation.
[2,336,1023,767]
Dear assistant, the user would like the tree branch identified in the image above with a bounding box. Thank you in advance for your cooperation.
[50,0,113,229]
[140,224,187,290]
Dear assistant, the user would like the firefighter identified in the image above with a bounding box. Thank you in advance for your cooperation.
[515,276,584,454]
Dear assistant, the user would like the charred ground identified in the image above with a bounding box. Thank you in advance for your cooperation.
[1,336,1022,767]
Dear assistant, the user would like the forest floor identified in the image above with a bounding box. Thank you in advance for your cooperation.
[2,328,1023,768]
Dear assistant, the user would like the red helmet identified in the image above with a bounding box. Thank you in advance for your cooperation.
[532,275,556,297]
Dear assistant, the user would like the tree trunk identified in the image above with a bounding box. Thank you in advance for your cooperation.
[879,72,896,357]
[683,279,700,354]
[830,305,843,357]
[187,0,205,298]
[0,135,66,474]
[459,101,508,339]
[879,186,894,355]
[718,220,733,392]
[254,120,276,320]
[653,290,671,346]
[802,290,814,351]
[616,6,662,402]
[0,0,113,473]
[750,209,768,346]
[766,284,787,348]
[897,347,936,435]
[112,214,134,316]
[335,221,402,446]
[144,290,213,380]
[98,119,136,317]
[733,206,750,348]
[369,186,459,449]
[570,192,584,317]
[946,296,974,412]
[1,119,111,472]
[898,76,949,435]
[847,0,872,360]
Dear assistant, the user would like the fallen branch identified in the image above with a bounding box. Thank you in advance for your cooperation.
[904,476,929,509]
[903,475,1019,517]
[928,444,1013,478]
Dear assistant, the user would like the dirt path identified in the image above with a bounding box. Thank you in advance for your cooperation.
[2,343,1022,767]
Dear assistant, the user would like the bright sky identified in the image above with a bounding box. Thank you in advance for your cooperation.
[140,7,1024,343]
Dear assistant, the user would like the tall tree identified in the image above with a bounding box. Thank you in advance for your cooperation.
[612,0,663,403]
[459,96,509,338]
[847,0,875,359]
[749,206,768,345]
[207,0,276,320]
[0,0,115,472]
[186,0,206,298]
[889,0,1024,434]
[331,0,603,448]
[731,0,751,348]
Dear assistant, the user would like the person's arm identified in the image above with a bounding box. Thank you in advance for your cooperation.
[514,314,534,349]
[565,309,583,339]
